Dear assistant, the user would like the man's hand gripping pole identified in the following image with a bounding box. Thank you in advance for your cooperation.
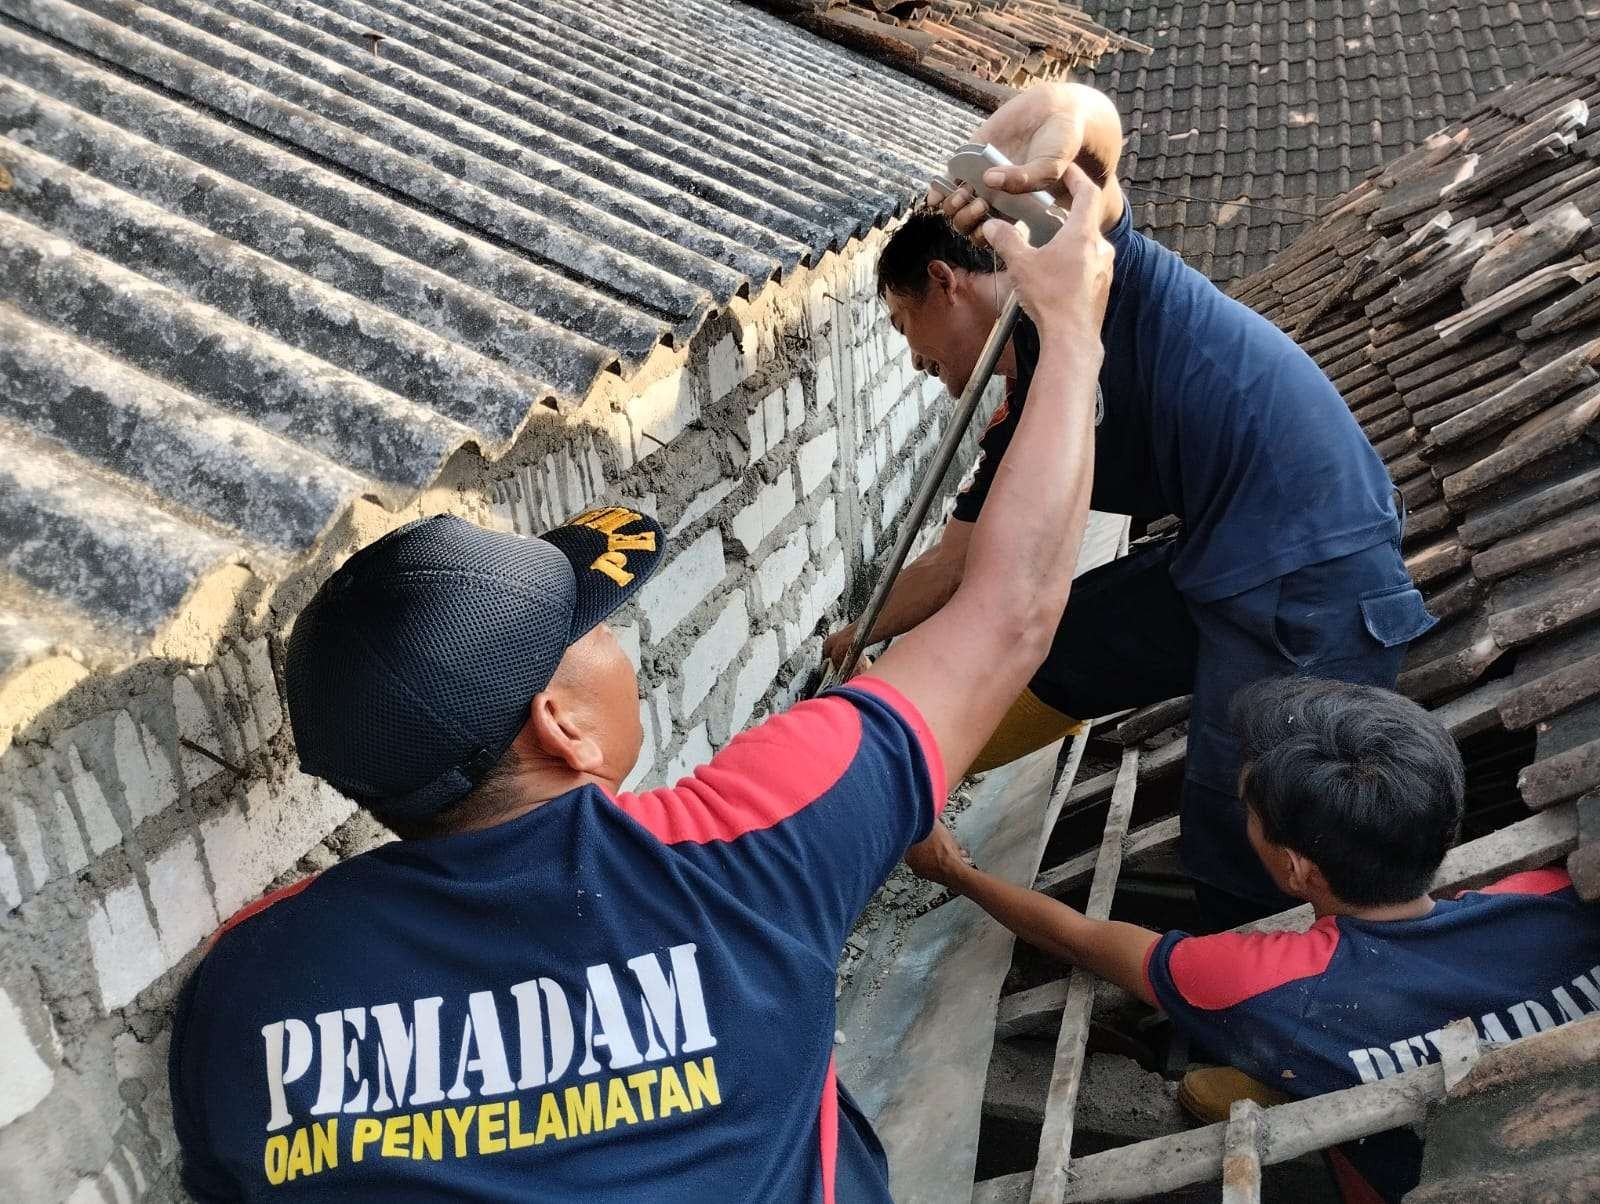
[813,146,1065,695]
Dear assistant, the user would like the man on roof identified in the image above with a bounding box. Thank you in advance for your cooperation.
[166,171,1114,1201]
[907,677,1600,1203]
[825,82,1437,930]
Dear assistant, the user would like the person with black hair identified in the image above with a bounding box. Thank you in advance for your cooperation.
[907,677,1600,1202]
[825,82,1438,931]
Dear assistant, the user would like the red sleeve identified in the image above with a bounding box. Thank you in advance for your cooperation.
[1462,867,1573,898]
[1160,917,1342,1011]
[839,676,946,814]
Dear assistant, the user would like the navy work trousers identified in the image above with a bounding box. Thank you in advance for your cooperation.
[1027,532,1436,929]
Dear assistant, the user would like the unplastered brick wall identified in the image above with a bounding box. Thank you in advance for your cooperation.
[0,228,977,1202]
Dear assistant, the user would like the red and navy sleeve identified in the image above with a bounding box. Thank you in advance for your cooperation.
[1143,919,1343,1081]
[612,676,944,959]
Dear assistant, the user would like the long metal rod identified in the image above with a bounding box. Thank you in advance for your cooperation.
[821,291,1023,692]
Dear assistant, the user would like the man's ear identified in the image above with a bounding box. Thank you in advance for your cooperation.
[926,259,958,299]
[525,690,606,775]
[1283,848,1327,899]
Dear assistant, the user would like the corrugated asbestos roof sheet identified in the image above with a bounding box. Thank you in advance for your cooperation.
[748,0,1148,112]
[1090,1,1599,284]
[0,0,978,686]
[1232,34,1600,864]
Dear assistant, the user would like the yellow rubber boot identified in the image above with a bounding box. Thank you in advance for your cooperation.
[1176,1066,1291,1123]
[969,688,1084,775]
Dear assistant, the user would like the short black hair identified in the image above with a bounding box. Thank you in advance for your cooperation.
[877,209,997,299]
[1233,677,1464,907]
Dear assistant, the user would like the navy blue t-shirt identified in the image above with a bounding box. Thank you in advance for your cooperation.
[1146,867,1600,1201]
[953,204,1399,601]
[169,679,943,1202]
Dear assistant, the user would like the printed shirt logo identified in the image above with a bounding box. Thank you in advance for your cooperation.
[256,942,719,1186]
[568,507,657,587]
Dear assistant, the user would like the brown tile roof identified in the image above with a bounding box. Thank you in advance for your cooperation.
[1232,36,1600,886]
[1091,2,1600,284]
[748,0,1148,111]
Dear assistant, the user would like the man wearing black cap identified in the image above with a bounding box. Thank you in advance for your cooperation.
[167,169,1112,1202]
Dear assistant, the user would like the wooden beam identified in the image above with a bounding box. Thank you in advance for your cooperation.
[1519,737,1600,810]
[974,1019,1483,1203]
[1112,696,1192,746]
[1498,650,1600,729]
[1220,1099,1266,1204]
[1028,748,1140,1204]
[1035,815,1182,897]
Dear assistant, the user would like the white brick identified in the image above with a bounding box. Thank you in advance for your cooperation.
[670,479,734,537]
[65,746,119,856]
[149,836,218,967]
[620,694,656,794]
[630,369,697,456]
[743,405,766,464]
[815,358,838,410]
[203,663,247,763]
[855,444,880,491]
[762,386,786,451]
[666,724,713,783]
[729,632,781,736]
[613,623,642,674]
[882,462,915,527]
[51,790,88,874]
[870,377,898,428]
[636,529,724,641]
[217,652,259,753]
[797,429,839,497]
[680,593,749,717]
[200,777,355,920]
[87,880,164,1010]
[862,523,875,563]
[66,1180,109,1204]
[796,551,848,644]
[172,675,226,790]
[890,393,918,453]
[601,408,636,473]
[810,497,838,559]
[7,797,47,891]
[785,378,804,433]
[119,1146,147,1194]
[113,712,178,827]
[755,531,810,611]
[102,1164,132,1204]
[731,469,795,554]
[922,372,947,406]
[0,841,18,910]
[708,334,743,402]
[0,985,56,1126]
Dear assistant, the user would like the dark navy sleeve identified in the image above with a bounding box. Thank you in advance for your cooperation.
[951,381,1021,523]
[168,963,245,1202]
[1144,921,1341,1084]
[611,677,943,960]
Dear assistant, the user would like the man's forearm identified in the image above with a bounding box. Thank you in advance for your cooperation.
[851,548,960,645]
[950,863,1159,1006]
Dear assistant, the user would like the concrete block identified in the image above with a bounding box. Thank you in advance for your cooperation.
[65,1180,109,1204]
[815,358,838,411]
[862,523,875,564]
[0,841,18,910]
[630,368,697,459]
[680,593,749,717]
[667,724,713,783]
[65,746,120,856]
[762,386,786,451]
[203,662,247,764]
[620,694,656,794]
[0,982,57,1126]
[855,444,881,492]
[882,462,915,528]
[101,1163,133,1204]
[200,776,355,919]
[796,550,848,645]
[729,632,781,737]
[810,497,838,559]
[797,429,839,498]
[149,835,219,967]
[731,469,795,554]
[889,392,918,454]
[217,651,259,753]
[756,531,809,611]
[113,712,179,827]
[785,378,804,433]
[613,622,642,674]
[7,796,48,894]
[744,403,767,464]
[708,334,743,402]
[600,408,636,473]
[870,376,898,429]
[669,479,734,538]
[922,372,946,407]
[635,529,724,642]
[87,879,165,1010]
[172,674,227,790]
[51,789,89,874]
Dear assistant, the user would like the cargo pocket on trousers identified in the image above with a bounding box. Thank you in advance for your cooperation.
[1358,583,1437,649]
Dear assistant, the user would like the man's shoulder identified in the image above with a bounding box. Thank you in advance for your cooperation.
[1159,917,1344,1012]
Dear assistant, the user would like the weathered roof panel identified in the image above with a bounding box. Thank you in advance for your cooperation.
[0,0,978,689]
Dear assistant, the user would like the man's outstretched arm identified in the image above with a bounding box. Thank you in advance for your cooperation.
[822,520,972,669]
[868,166,1111,789]
[908,824,1160,1006]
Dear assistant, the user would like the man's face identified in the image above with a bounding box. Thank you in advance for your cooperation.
[884,264,1000,396]
[553,623,644,780]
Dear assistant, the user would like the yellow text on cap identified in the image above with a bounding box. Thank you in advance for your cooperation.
[569,507,657,586]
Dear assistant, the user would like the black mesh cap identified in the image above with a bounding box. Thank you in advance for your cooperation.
[285,508,664,822]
